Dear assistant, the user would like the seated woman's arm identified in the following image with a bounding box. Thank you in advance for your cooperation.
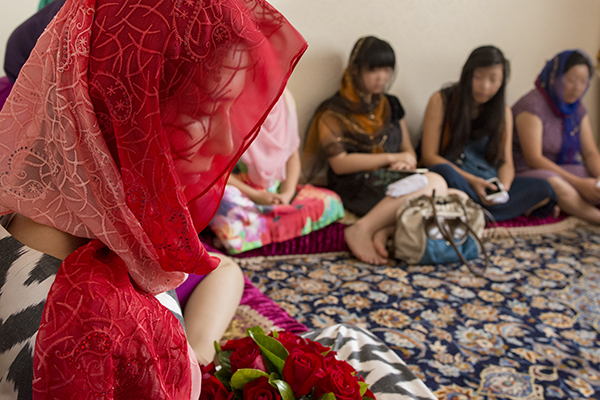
[387,118,417,171]
[421,92,463,169]
[515,112,598,183]
[516,111,600,203]
[496,106,515,191]
[276,150,301,205]
[326,117,416,175]
[421,91,496,203]
[580,115,600,178]
[227,174,279,205]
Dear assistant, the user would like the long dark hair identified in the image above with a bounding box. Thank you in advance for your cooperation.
[442,45,510,166]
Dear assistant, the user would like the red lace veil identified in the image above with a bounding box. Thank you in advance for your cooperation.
[0,0,305,397]
[0,0,305,293]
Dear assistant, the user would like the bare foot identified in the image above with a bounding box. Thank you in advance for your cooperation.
[344,224,387,265]
[373,226,395,260]
[553,205,561,219]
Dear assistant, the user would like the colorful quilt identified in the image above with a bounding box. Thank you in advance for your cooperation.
[240,224,600,399]
[210,184,344,254]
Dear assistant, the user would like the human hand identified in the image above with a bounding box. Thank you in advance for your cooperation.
[388,152,417,170]
[468,176,499,206]
[271,191,294,205]
[575,177,600,204]
[252,191,279,205]
[388,160,414,171]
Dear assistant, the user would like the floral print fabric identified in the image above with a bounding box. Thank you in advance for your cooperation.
[210,184,344,254]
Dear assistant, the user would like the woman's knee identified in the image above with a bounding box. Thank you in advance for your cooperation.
[547,176,578,198]
[211,254,244,284]
[428,163,455,178]
[425,171,448,192]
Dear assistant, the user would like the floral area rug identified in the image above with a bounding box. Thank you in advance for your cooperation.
[239,224,600,400]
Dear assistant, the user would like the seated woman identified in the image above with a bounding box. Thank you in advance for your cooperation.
[209,89,344,254]
[512,50,600,224]
[0,0,306,397]
[303,36,450,265]
[421,45,557,221]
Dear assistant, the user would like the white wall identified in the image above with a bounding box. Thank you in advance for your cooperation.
[269,0,600,144]
[2,0,600,142]
[1,0,38,67]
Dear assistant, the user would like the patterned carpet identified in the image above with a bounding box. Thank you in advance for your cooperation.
[240,223,600,400]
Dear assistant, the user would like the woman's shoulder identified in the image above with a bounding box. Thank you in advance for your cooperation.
[512,89,546,117]
[384,94,405,121]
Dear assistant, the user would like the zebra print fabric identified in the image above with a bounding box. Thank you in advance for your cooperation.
[302,324,437,400]
[0,221,184,400]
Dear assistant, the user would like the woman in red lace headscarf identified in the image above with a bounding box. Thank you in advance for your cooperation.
[0,0,306,398]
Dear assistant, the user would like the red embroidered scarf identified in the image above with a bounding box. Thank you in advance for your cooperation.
[0,0,305,397]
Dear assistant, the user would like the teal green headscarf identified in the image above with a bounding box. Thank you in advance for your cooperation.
[38,0,54,10]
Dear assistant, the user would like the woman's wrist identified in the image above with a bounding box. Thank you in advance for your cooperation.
[463,172,479,185]
[385,153,396,166]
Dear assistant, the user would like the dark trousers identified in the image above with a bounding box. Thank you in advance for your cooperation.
[429,163,557,221]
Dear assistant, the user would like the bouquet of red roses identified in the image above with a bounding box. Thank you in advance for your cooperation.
[200,326,375,400]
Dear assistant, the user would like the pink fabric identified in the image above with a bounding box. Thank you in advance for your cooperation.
[485,213,567,228]
[241,89,300,188]
[239,275,308,333]
[189,342,202,399]
[230,222,350,257]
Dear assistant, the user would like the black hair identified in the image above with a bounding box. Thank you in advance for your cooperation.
[564,51,593,78]
[347,36,396,101]
[349,36,396,72]
[442,45,510,166]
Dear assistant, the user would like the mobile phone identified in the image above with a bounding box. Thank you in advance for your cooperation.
[484,177,503,200]
[402,168,429,174]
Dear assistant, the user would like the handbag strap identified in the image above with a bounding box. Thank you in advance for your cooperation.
[427,195,489,276]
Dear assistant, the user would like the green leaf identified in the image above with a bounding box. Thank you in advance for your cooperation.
[318,393,337,400]
[248,329,289,376]
[217,350,232,372]
[246,326,265,337]
[214,341,222,353]
[362,397,375,400]
[272,330,279,339]
[215,350,233,389]
[215,368,232,391]
[268,373,294,400]
[359,381,369,396]
[230,368,269,390]
[233,388,244,400]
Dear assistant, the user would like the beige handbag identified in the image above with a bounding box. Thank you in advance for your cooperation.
[394,193,488,275]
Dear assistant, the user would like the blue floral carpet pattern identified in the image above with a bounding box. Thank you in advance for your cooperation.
[240,225,600,400]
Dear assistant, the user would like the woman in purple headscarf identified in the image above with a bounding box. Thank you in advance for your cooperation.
[512,50,600,224]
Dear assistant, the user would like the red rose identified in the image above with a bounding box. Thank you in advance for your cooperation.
[243,376,281,400]
[200,375,233,400]
[201,362,217,380]
[229,342,267,373]
[221,336,255,352]
[282,347,326,397]
[323,352,356,375]
[357,376,375,399]
[314,364,362,400]
[304,338,330,354]
[274,332,307,353]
